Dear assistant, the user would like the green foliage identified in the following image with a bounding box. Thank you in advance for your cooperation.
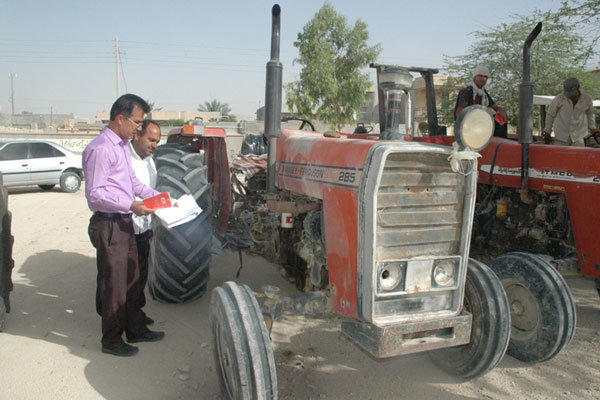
[162,119,185,126]
[441,10,598,126]
[285,2,381,129]
[220,114,237,122]
[557,0,600,49]
[145,99,162,112]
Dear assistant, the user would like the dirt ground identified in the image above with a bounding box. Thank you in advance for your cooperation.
[0,188,599,400]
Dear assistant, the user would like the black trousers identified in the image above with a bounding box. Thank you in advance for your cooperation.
[135,230,152,310]
[96,230,152,314]
[88,213,145,349]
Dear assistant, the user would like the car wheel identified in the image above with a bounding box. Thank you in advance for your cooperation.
[38,184,55,191]
[59,172,81,193]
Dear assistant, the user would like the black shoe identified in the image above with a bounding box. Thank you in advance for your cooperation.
[144,316,155,325]
[127,329,165,343]
[102,343,138,357]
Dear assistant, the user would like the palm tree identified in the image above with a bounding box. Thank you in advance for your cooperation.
[146,99,162,112]
[198,99,232,117]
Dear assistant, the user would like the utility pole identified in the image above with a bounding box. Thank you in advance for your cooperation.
[115,36,120,97]
[50,106,53,127]
[8,72,16,115]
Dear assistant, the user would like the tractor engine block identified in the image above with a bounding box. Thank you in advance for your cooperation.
[471,184,575,262]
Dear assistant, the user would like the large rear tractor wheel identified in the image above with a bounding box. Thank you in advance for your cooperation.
[147,144,214,303]
[210,281,277,400]
[490,252,576,363]
[430,258,510,379]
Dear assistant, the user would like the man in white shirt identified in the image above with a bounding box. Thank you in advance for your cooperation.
[543,78,599,146]
[129,120,161,325]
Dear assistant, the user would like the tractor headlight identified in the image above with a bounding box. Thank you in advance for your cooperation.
[379,263,404,291]
[454,105,494,151]
[432,259,457,287]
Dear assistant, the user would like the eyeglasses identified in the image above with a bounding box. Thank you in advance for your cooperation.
[126,117,143,127]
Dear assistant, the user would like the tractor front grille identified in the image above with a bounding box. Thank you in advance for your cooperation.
[375,152,465,262]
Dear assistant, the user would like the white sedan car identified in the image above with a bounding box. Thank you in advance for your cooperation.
[0,140,83,192]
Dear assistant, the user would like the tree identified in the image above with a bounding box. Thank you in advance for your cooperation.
[146,99,162,112]
[285,2,381,129]
[198,99,235,121]
[162,119,185,126]
[557,0,600,50]
[220,114,237,122]
[440,10,599,126]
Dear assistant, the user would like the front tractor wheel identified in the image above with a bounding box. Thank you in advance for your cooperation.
[430,258,510,379]
[490,252,576,363]
[210,281,277,400]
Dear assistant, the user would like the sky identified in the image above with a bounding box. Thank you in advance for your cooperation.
[0,0,572,121]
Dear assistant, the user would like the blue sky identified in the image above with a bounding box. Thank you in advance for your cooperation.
[0,0,568,120]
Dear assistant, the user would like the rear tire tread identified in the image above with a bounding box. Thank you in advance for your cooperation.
[148,144,213,303]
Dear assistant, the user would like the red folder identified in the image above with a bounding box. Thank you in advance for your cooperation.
[494,113,506,125]
[143,192,172,209]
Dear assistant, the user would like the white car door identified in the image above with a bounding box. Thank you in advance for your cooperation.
[28,142,65,185]
[0,143,30,185]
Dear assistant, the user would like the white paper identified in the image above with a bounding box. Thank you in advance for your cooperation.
[153,194,203,229]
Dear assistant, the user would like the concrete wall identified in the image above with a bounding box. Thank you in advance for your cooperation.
[96,110,221,123]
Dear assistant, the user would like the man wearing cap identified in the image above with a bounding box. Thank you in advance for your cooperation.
[454,64,508,125]
[543,78,599,146]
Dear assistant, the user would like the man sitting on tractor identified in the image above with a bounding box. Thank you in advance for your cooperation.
[454,64,509,137]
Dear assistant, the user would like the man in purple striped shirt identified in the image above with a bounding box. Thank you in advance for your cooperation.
[84,94,164,357]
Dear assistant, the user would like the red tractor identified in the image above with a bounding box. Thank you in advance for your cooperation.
[145,7,575,399]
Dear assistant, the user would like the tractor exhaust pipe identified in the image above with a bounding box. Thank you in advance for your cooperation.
[518,22,542,191]
[264,4,282,192]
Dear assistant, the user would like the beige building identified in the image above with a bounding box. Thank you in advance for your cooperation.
[96,110,220,124]
[410,75,453,123]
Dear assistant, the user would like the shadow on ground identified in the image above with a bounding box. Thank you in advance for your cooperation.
[4,249,599,399]
[4,249,223,399]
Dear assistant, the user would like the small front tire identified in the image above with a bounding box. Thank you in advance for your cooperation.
[210,281,277,399]
[430,258,510,379]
